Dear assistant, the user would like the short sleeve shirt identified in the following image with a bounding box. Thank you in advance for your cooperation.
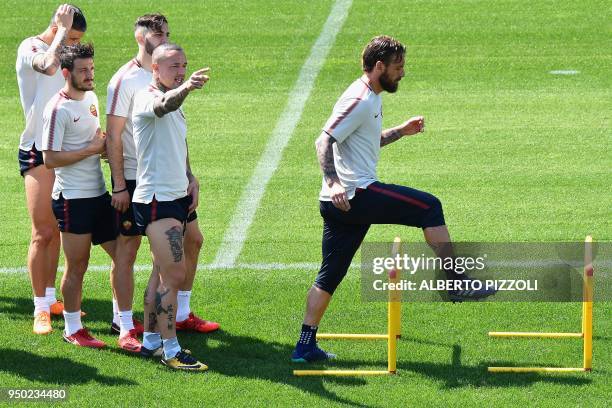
[16,36,65,151]
[41,91,106,200]
[132,84,188,204]
[106,59,152,180]
[319,78,382,201]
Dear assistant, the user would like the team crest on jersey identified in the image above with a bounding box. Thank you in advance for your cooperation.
[90,104,98,117]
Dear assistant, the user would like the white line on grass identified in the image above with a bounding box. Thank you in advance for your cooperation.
[549,70,580,75]
[212,0,353,268]
[1,260,610,274]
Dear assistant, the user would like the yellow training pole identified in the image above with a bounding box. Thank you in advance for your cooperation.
[389,237,402,339]
[316,333,388,340]
[293,370,392,376]
[387,237,401,373]
[488,332,583,339]
[488,367,587,373]
[583,235,593,371]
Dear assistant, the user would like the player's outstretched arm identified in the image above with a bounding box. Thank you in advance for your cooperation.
[380,115,425,147]
[316,131,350,211]
[153,68,210,117]
[32,4,74,75]
[43,128,106,168]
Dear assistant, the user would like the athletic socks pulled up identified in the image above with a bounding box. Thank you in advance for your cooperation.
[34,296,50,316]
[143,332,162,350]
[63,310,83,336]
[176,290,191,322]
[297,324,318,346]
[118,310,135,337]
[45,287,57,307]
[162,337,181,360]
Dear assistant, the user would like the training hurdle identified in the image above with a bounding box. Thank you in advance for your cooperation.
[488,236,594,373]
[293,237,402,376]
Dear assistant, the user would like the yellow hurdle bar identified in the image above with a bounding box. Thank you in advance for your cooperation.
[294,237,402,377]
[389,237,402,339]
[293,370,392,376]
[488,367,588,373]
[488,236,595,374]
[583,235,593,370]
[488,332,583,339]
[317,333,388,340]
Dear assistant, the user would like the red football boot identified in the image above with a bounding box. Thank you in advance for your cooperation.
[176,312,220,333]
[63,328,105,348]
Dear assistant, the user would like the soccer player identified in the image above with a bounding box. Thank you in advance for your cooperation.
[106,15,219,351]
[41,43,117,348]
[291,36,496,363]
[131,43,209,370]
[16,4,87,335]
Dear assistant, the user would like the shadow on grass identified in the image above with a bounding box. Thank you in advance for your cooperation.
[180,330,387,407]
[0,296,118,324]
[181,333,591,404]
[0,348,137,386]
[399,344,592,389]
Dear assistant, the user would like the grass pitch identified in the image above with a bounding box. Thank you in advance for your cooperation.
[0,0,610,406]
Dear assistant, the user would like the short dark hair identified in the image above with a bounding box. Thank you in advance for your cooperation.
[361,35,405,72]
[60,42,94,71]
[135,14,168,33]
[152,42,184,63]
[50,4,87,32]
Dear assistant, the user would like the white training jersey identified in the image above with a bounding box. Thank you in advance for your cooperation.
[16,36,65,151]
[319,77,383,201]
[106,58,152,180]
[132,84,188,203]
[42,90,106,200]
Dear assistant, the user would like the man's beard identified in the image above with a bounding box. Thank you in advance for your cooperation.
[379,70,399,93]
[145,38,157,55]
[71,76,94,91]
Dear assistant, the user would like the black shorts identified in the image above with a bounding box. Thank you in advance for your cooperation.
[314,181,446,295]
[112,180,198,236]
[18,144,44,176]
[133,195,191,236]
[52,192,117,245]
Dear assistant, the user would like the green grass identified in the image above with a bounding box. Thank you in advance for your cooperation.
[0,0,610,406]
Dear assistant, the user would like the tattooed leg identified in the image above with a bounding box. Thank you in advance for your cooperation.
[165,226,184,263]
[143,265,161,333]
[146,219,186,340]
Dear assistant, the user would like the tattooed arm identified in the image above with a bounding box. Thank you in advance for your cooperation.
[315,131,350,211]
[380,116,426,147]
[32,5,74,75]
[153,67,210,117]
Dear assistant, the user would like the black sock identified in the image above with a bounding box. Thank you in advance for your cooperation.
[298,324,318,346]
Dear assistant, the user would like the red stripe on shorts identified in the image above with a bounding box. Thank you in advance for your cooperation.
[63,199,70,232]
[151,199,157,222]
[367,184,430,210]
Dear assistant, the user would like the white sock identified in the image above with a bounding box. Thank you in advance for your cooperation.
[112,298,120,325]
[34,296,50,316]
[176,290,191,322]
[143,332,162,350]
[45,287,57,306]
[63,310,82,336]
[162,337,181,360]
[118,310,135,337]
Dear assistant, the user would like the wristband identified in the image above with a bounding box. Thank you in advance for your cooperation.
[112,187,128,194]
